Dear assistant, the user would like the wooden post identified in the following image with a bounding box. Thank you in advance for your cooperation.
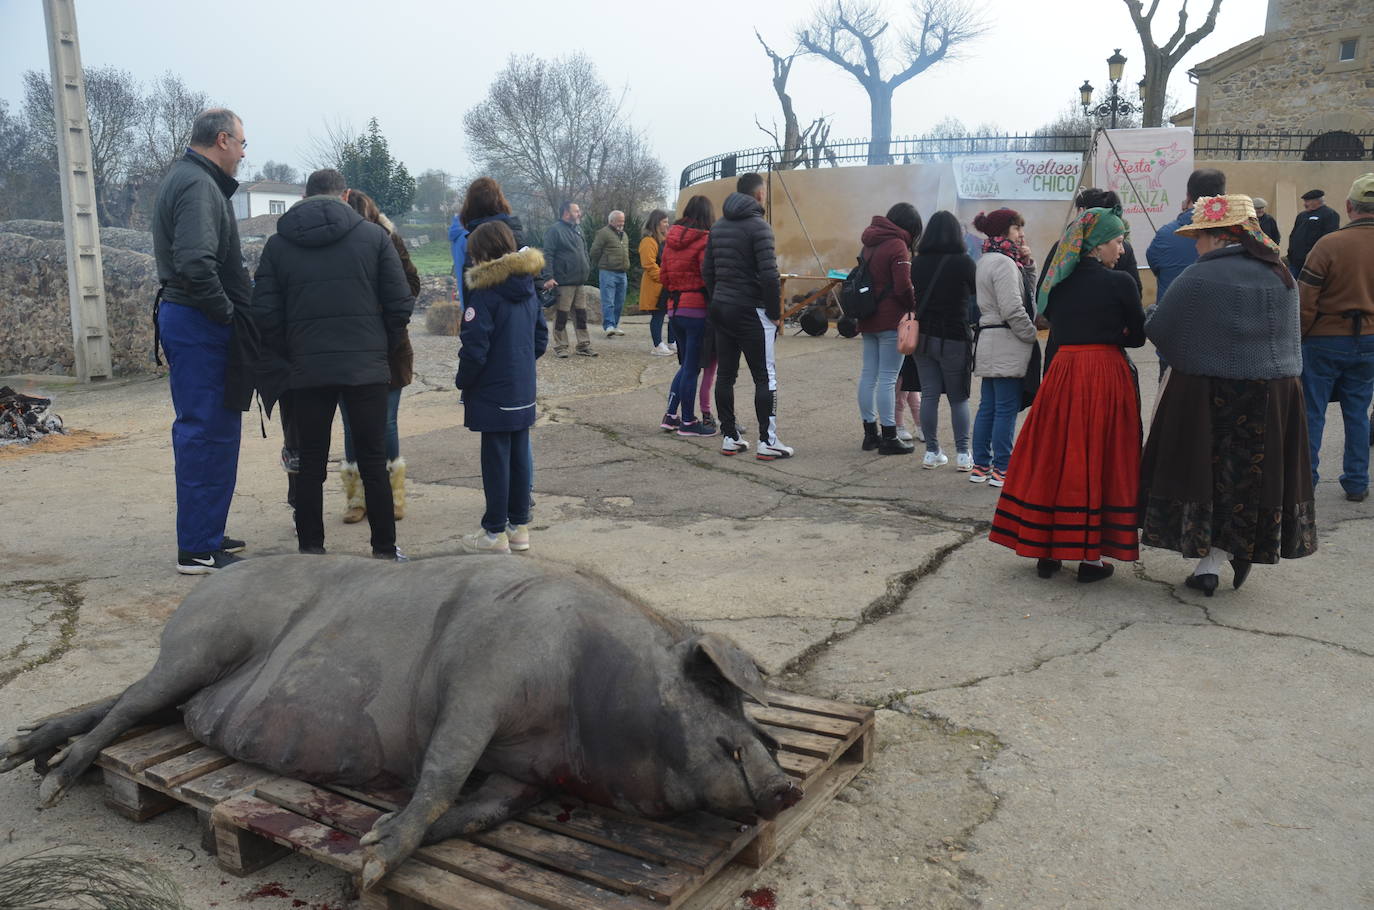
[42,0,111,382]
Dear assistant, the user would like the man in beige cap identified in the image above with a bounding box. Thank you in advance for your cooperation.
[1253,197,1281,245]
[1298,173,1374,502]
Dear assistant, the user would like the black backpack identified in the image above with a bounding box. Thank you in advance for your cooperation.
[839,249,886,322]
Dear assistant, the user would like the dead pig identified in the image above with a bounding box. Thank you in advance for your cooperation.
[1,555,802,887]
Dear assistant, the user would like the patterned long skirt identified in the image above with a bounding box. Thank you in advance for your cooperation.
[1139,371,1317,563]
[989,344,1142,561]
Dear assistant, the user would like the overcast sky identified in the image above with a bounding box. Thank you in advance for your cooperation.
[1,0,1267,189]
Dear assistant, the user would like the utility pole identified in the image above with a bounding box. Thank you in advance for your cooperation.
[43,0,111,382]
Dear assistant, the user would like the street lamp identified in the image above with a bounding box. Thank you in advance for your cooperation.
[1080,48,1141,129]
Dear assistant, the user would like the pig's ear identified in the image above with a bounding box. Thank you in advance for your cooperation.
[691,634,770,706]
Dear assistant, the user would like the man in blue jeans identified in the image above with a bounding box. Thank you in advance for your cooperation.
[1298,173,1374,502]
[152,108,254,575]
[589,210,629,336]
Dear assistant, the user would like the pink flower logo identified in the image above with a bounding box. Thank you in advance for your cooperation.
[1200,197,1229,222]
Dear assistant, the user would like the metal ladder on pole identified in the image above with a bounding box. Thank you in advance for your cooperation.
[43,0,111,382]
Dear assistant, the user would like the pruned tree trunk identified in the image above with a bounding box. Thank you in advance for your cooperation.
[867,86,894,165]
[1123,0,1224,128]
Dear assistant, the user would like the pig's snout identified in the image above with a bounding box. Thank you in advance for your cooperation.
[756,779,803,819]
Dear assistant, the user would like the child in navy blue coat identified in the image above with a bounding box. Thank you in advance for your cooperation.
[455,222,548,553]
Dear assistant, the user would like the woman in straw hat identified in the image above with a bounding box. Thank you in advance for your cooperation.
[987,206,1145,582]
[1140,194,1316,596]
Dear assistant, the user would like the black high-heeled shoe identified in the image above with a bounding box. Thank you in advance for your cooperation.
[1185,573,1219,597]
[1077,562,1114,583]
[1230,559,1252,590]
[1036,559,1062,578]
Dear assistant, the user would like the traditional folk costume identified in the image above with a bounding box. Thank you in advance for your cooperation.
[988,207,1145,582]
[1139,194,1317,596]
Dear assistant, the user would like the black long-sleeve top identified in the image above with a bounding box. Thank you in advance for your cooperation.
[1043,258,1146,373]
[911,251,977,341]
[1037,238,1142,299]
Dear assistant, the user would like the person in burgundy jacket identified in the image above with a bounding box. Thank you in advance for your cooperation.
[856,203,923,455]
[659,195,716,435]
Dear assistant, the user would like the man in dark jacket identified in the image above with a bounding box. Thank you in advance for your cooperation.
[542,201,597,357]
[251,168,414,560]
[152,108,252,575]
[1289,189,1342,278]
[703,172,788,460]
[1254,197,1281,246]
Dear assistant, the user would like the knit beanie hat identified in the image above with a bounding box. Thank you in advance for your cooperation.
[973,208,1019,238]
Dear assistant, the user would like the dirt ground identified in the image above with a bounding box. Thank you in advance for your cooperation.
[2,316,1371,909]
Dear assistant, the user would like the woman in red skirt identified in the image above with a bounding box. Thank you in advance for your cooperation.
[988,206,1145,582]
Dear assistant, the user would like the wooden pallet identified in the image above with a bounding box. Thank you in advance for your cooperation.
[72,688,873,909]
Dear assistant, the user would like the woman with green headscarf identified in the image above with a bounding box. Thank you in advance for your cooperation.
[987,206,1146,583]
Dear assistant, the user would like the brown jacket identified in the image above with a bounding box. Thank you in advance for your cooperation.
[1299,219,1374,337]
[379,214,422,386]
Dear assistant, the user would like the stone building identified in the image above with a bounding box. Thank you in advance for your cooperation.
[1189,0,1373,154]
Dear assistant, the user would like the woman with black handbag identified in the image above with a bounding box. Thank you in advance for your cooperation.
[910,211,977,469]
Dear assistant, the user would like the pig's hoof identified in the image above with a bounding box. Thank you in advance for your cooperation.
[360,855,389,890]
[37,771,71,808]
[359,812,395,846]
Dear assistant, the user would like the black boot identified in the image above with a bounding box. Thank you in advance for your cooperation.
[862,421,880,451]
[878,424,914,455]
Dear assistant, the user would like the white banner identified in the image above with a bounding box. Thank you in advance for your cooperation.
[952,153,1084,200]
[1092,127,1194,244]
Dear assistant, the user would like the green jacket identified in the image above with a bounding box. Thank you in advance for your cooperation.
[589,225,630,272]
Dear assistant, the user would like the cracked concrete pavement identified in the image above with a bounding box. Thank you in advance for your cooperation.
[1,316,1370,908]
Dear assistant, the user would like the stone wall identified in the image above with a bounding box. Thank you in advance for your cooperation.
[0,222,267,378]
[1195,0,1374,134]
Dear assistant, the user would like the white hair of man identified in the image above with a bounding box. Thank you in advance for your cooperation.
[608,210,624,224]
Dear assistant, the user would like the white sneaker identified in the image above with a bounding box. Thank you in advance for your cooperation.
[922,451,949,470]
[612,326,625,336]
[895,426,913,442]
[955,452,974,472]
[651,342,673,356]
[459,530,510,555]
[605,327,616,338]
[506,523,530,552]
[721,435,751,456]
[668,342,677,352]
[756,440,794,461]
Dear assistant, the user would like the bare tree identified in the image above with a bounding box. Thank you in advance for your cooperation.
[22,65,143,226]
[463,54,666,224]
[1123,0,1225,128]
[138,72,208,179]
[255,161,300,184]
[301,117,357,172]
[797,0,987,165]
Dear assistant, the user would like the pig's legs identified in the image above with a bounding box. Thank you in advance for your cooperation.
[421,772,545,843]
[360,710,497,889]
[1,696,120,773]
[34,648,230,807]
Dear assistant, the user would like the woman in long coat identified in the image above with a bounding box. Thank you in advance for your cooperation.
[1140,194,1316,595]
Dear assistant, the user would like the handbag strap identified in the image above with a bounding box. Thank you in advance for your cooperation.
[914,254,952,322]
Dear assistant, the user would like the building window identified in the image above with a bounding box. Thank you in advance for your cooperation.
[269,200,286,215]
[1338,38,1357,62]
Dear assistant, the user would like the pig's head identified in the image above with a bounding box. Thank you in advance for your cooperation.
[651,633,802,822]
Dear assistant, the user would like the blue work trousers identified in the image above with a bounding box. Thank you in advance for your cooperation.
[1301,334,1374,494]
[158,302,241,553]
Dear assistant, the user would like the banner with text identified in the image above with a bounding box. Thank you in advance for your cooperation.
[952,153,1084,200]
[1092,127,1194,243]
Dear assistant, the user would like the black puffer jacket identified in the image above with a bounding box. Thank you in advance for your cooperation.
[703,192,782,319]
[251,197,414,396]
[153,149,250,324]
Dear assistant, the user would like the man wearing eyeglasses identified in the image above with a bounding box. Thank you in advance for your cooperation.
[152,108,255,575]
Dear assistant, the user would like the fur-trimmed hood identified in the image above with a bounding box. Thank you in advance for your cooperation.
[465,247,546,292]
